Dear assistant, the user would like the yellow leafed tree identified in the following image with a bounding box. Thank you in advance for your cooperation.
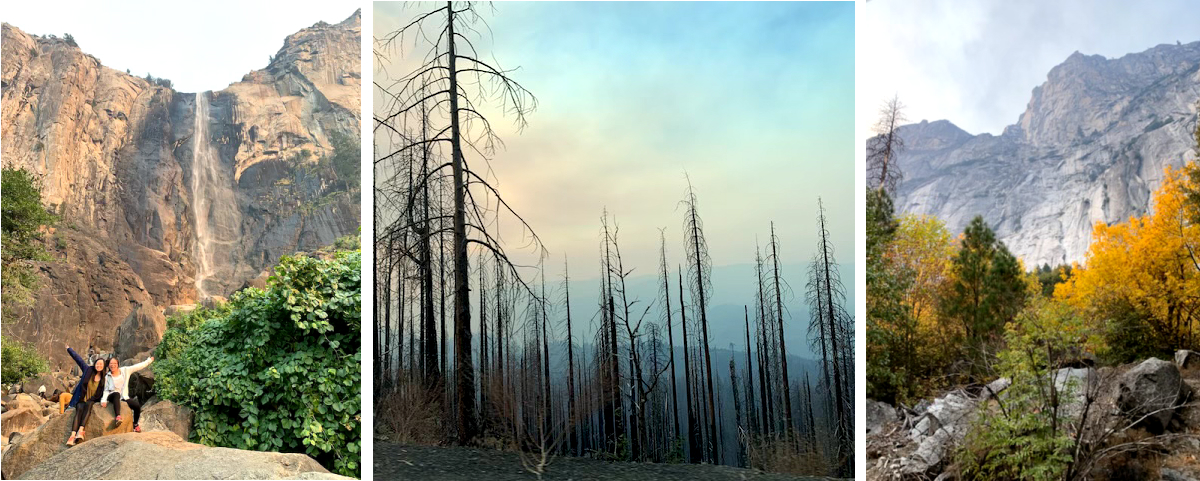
[1056,164,1200,352]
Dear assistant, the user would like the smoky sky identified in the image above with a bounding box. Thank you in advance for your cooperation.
[2,0,356,93]
[375,1,855,280]
[858,0,1200,139]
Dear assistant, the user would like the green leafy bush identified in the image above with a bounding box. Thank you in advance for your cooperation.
[957,298,1098,480]
[154,249,361,477]
[2,335,49,384]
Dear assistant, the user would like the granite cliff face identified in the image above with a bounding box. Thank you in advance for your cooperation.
[0,10,361,368]
[891,41,1200,267]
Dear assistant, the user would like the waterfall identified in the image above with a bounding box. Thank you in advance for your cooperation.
[190,92,242,299]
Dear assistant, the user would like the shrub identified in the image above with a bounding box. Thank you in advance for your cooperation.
[1,167,56,322]
[155,249,361,477]
[328,131,360,188]
[63,33,77,48]
[957,298,1099,480]
[1,336,49,384]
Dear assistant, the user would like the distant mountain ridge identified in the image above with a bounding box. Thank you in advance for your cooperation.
[889,41,1200,267]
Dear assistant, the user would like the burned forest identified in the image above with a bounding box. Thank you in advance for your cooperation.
[373,3,854,478]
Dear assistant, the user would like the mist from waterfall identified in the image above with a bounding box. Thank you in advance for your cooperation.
[191,92,242,299]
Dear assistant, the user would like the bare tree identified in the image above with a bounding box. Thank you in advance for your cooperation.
[681,177,719,464]
[866,95,907,195]
[375,2,545,444]
[806,198,853,476]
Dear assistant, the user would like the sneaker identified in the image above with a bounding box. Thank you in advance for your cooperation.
[133,424,141,433]
[115,415,122,423]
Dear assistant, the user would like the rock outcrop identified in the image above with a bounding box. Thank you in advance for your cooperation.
[18,431,349,480]
[113,302,166,360]
[1116,357,1187,433]
[139,399,193,440]
[0,10,361,370]
[1,401,133,479]
[885,41,1200,267]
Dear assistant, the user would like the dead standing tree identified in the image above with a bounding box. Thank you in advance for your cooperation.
[680,178,719,464]
[805,198,853,476]
[866,95,907,195]
[375,1,544,444]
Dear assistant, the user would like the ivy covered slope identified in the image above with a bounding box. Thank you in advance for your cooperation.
[153,241,361,477]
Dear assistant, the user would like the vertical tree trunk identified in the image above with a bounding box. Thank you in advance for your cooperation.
[444,2,478,444]
[564,257,578,456]
[743,306,757,437]
[769,224,794,441]
[662,256,682,448]
[679,268,700,463]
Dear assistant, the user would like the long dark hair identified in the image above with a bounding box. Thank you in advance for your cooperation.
[91,358,105,380]
[106,357,121,375]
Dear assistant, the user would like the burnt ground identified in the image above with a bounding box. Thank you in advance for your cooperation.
[375,443,843,481]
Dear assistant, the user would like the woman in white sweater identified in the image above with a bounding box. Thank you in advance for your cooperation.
[100,356,153,432]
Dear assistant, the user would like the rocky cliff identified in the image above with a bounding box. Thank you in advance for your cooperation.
[0,10,361,369]
[889,41,1200,267]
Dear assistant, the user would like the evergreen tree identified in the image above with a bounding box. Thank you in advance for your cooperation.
[941,216,1027,380]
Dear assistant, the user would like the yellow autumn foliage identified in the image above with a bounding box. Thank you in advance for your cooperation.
[1056,164,1200,349]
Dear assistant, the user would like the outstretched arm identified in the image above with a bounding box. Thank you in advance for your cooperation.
[66,346,86,371]
[126,357,154,374]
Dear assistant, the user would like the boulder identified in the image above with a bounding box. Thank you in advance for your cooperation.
[1,401,133,479]
[114,302,167,360]
[128,369,156,403]
[19,431,342,480]
[866,400,897,436]
[1116,358,1185,433]
[1177,350,1200,370]
[139,400,193,440]
[11,394,41,413]
[1053,367,1099,418]
[0,408,46,439]
[984,377,1012,398]
[902,391,977,476]
[19,373,67,399]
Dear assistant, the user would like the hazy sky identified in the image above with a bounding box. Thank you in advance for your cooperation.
[375,1,855,280]
[857,0,1200,141]
[2,1,357,92]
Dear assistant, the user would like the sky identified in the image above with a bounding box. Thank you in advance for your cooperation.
[857,0,1200,142]
[2,1,358,92]
[374,2,855,359]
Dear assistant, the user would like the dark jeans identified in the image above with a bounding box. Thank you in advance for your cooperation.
[71,401,94,432]
[105,392,142,426]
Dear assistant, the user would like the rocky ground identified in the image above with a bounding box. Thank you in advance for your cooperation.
[0,385,346,479]
[866,351,1200,481]
[376,443,841,481]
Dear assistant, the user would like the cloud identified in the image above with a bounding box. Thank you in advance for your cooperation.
[858,0,1199,140]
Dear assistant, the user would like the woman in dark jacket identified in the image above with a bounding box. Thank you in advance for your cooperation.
[65,345,105,445]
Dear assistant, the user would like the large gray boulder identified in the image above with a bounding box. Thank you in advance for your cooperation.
[1053,367,1099,419]
[18,431,345,480]
[901,391,977,476]
[1177,350,1200,370]
[1116,358,1186,433]
[139,400,193,440]
[866,400,897,436]
[114,302,167,360]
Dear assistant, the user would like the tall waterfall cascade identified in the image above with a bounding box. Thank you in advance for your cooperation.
[190,92,242,299]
